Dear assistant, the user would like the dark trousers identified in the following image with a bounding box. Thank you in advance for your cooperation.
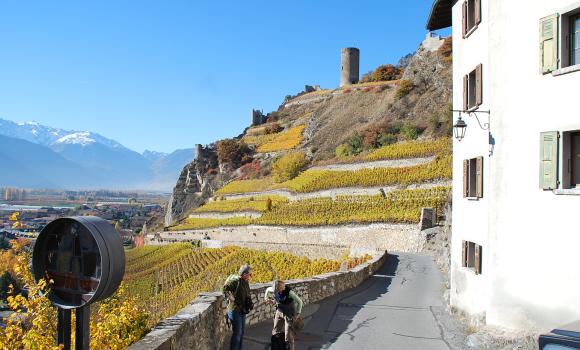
[228,310,246,350]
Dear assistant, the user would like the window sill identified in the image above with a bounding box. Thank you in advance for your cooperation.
[462,267,480,275]
[466,196,480,201]
[553,189,580,195]
[464,25,478,39]
[552,64,580,76]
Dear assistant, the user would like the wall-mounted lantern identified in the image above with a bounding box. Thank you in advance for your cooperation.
[453,116,468,141]
[451,110,491,142]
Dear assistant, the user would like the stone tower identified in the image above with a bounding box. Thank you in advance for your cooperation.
[251,109,264,126]
[340,47,360,87]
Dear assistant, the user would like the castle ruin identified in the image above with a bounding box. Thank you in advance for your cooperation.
[340,47,360,87]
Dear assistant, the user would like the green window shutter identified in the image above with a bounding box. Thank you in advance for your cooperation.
[539,131,559,190]
[539,14,559,74]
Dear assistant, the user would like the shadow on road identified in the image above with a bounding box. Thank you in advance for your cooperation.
[239,253,400,350]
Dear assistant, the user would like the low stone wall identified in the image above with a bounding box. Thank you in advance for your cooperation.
[152,223,425,254]
[128,251,388,350]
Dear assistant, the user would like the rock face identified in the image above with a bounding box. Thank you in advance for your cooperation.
[164,145,227,227]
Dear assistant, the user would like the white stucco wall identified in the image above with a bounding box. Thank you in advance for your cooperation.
[450,0,580,331]
[450,0,491,319]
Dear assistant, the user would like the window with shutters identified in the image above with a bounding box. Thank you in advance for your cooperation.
[463,156,483,198]
[463,65,483,110]
[558,130,580,190]
[462,0,481,38]
[461,240,482,274]
[571,14,580,66]
[539,131,559,190]
[541,8,580,74]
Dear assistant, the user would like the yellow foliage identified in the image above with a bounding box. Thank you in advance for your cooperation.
[280,155,452,193]
[193,196,288,213]
[124,245,370,325]
[364,138,451,161]
[272,152,308,183]
[216,178,276,195]
[0,241,148,350]
[242,132,279,146]
[257,187,450,226]
[256,125,305,153]
[217,151,452,196]
[169,217,253,231]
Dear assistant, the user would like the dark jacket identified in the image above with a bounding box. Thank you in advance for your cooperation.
[274,286,295,317]
[223,277,251,314]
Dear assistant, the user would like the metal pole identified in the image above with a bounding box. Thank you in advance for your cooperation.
[57,308,71,350]
[75,306,90,350]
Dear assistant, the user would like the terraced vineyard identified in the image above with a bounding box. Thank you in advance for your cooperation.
[123,244,370,326]
[243,124,306,153]
[170,187,450,230]
[216,154,451,195]
[193,195,288,213]
[257,187,450,226]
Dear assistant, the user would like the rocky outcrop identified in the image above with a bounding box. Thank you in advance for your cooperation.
[164,145,229,227]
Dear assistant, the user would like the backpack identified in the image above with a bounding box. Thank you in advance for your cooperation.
[223,274,240,292]
[270,332,286,350]
[222,274,253,314]
[223,274,241,301]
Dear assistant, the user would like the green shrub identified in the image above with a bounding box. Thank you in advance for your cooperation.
[335,144,351,158]
[377,133,398,146]
[347,132,364,155]
[395,80,414,99]
[400,123,419,141]
[272,152,308,183]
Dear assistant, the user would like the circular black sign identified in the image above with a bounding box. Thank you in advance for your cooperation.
[32,216,125,309]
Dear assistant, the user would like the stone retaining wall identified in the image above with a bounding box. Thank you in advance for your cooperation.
[129,251,388,350]
[154,223,425,254]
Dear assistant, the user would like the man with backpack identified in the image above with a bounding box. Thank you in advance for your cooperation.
[223,264,253,350]
[264,279,304,350]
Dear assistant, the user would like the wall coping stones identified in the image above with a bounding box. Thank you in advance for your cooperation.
[129,251,387,350]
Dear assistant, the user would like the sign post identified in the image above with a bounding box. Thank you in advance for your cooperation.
[32,216,125,350]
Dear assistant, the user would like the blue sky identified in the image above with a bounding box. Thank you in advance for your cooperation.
[0,1,449,153]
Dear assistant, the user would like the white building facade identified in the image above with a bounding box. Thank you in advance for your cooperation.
[428,0,580,331]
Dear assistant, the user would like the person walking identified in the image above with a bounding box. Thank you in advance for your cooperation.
[264,279,304,350]
[223,264,253,350]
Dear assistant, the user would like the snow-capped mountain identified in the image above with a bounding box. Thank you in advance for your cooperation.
[0,118,194,190]
[0,118,124,149]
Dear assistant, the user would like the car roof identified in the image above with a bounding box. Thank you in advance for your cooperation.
[553,320,580,339]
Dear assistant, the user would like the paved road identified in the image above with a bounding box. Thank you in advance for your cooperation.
[240,252,462,350]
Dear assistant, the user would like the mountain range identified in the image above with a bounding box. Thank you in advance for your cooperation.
[0,118,194,191]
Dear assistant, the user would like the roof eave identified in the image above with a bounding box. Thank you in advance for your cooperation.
[426,0,456,31]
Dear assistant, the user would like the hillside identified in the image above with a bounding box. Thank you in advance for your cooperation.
[164,36,453,227]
